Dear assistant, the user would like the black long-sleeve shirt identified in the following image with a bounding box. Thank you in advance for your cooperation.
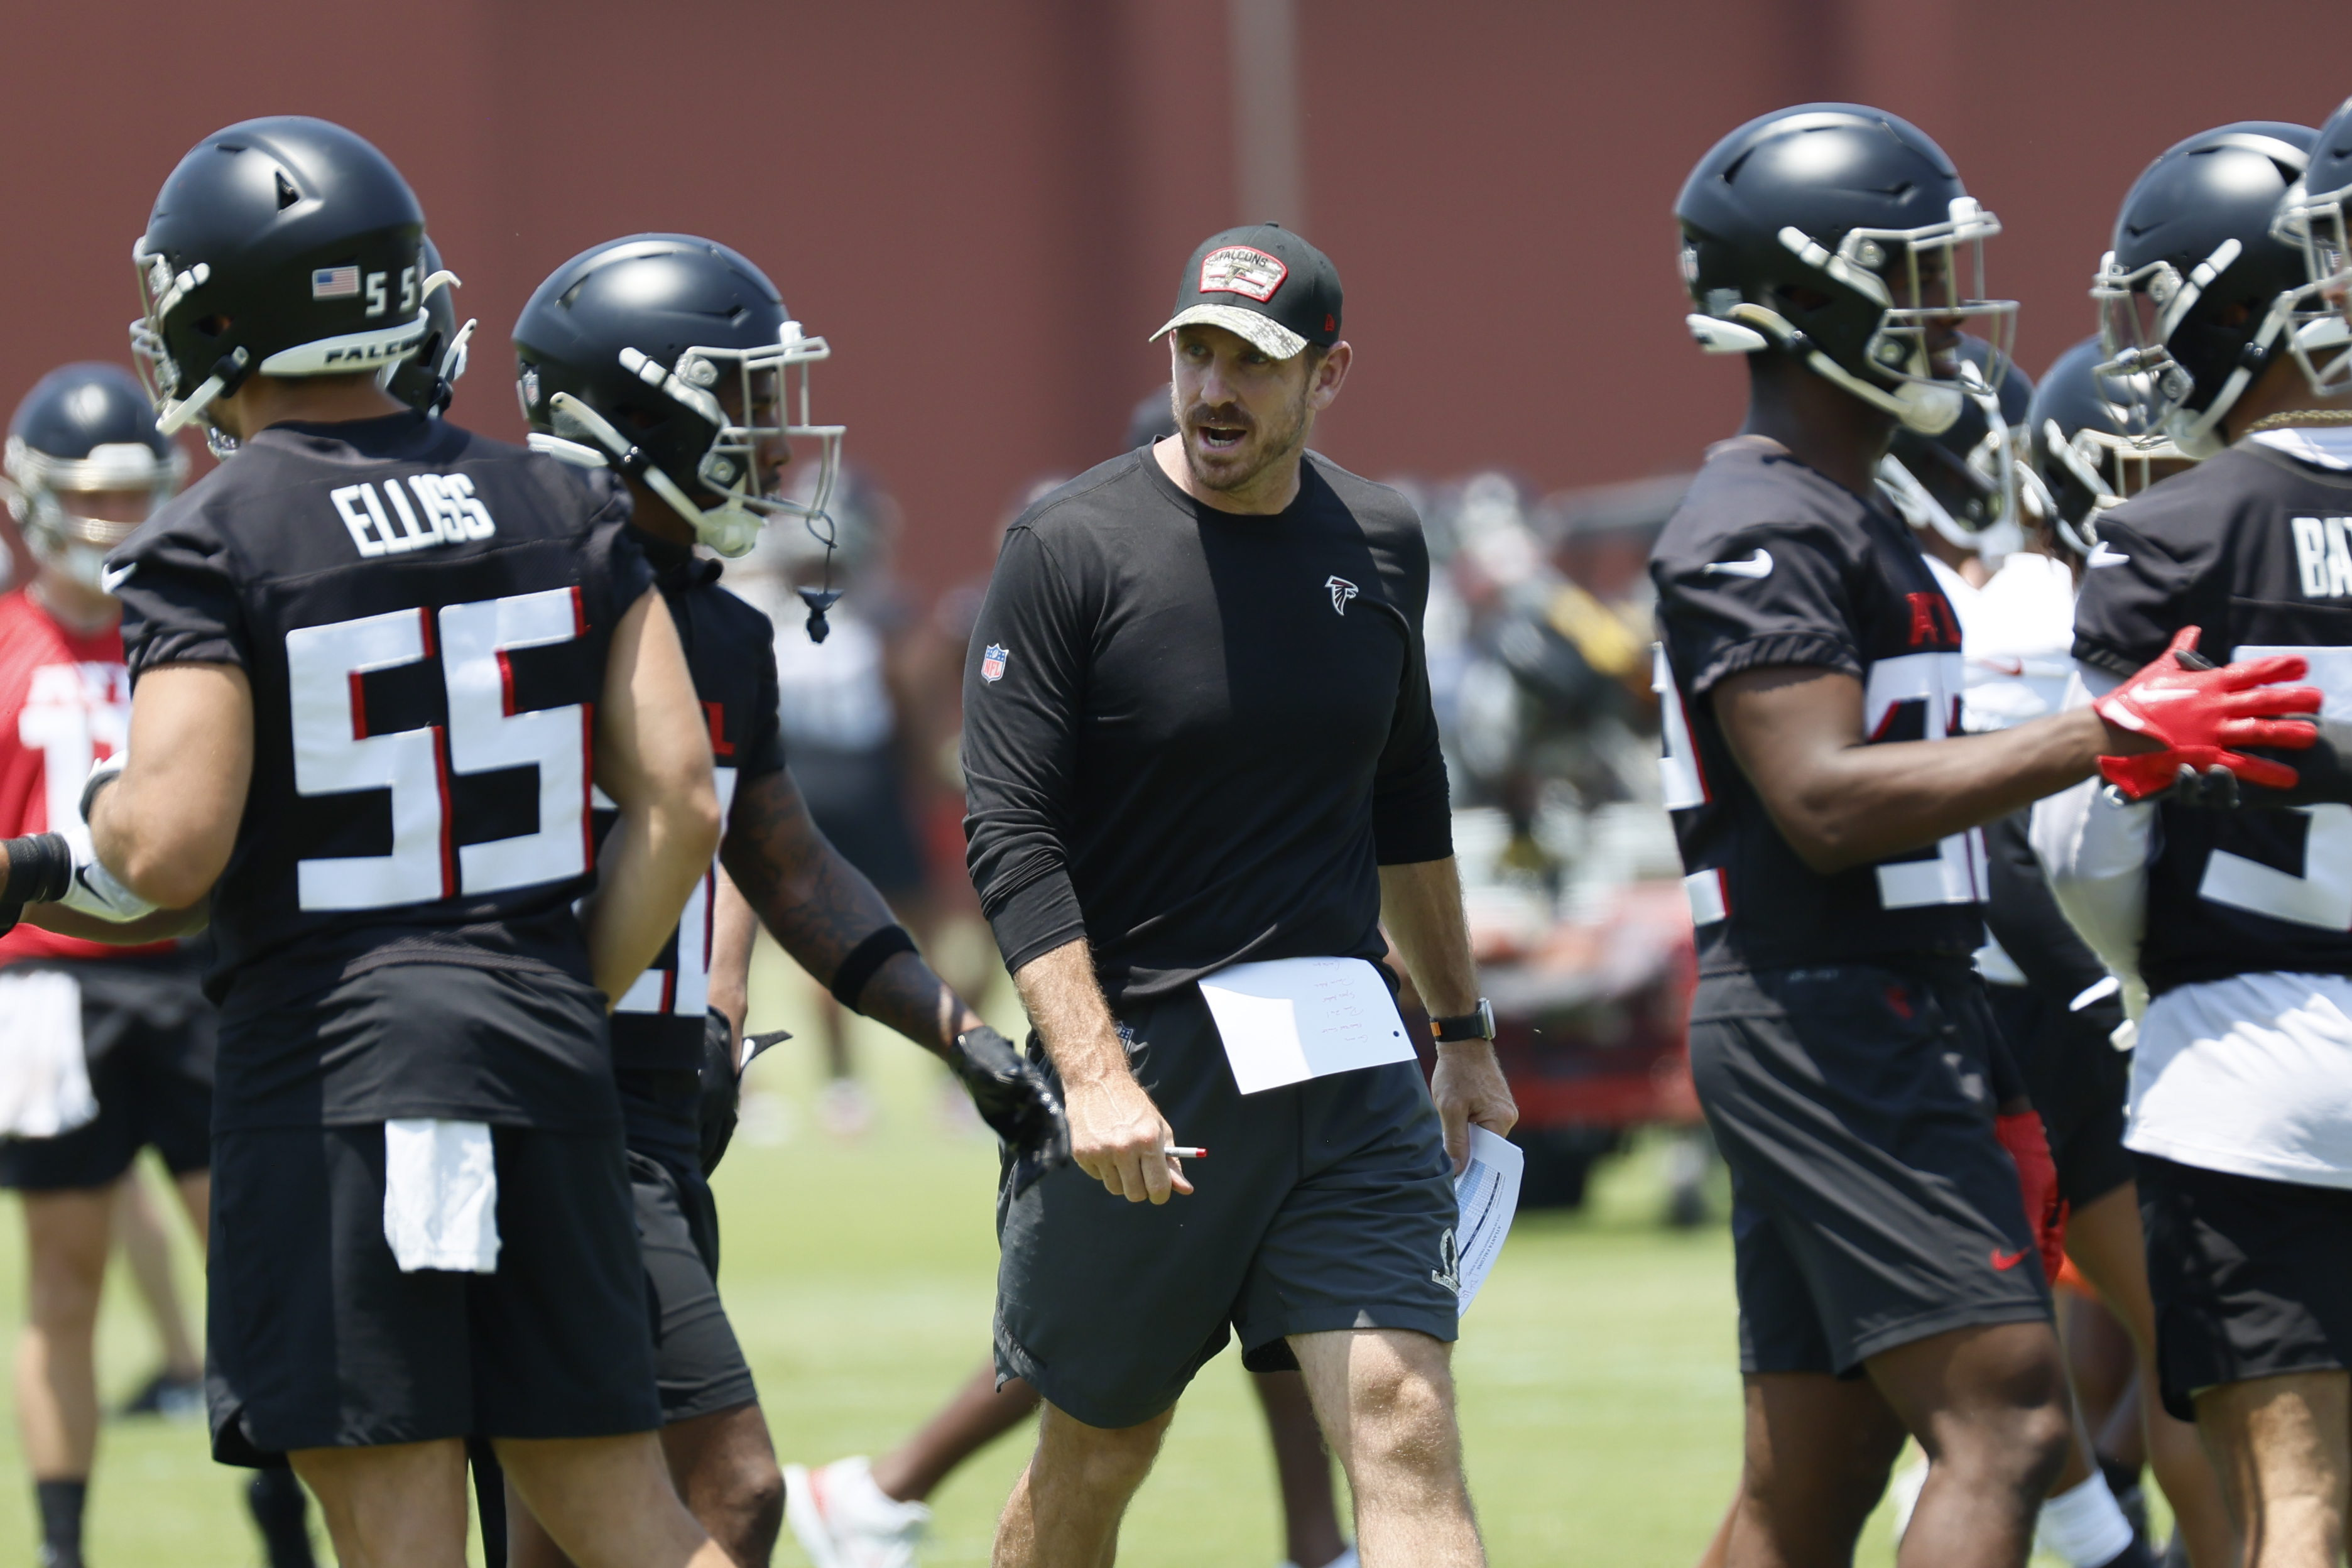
[961,447,1452,1007]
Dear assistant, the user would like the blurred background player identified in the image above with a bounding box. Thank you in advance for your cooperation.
[728,467,938,1137]
[508,232,1064,1568]
[785,384,1358,1568]
[0,362,311,1568]
[2039,113,2352,1568]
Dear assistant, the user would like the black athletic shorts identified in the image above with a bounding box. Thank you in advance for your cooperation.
[205,964,655,1464]
[1985,980,2133,1207]
[2137,1153,2352,1422]
[617,1069,757,1424]
[994,984,1458,1430]
[0,954,213,1192]
[1691,961,2050,1378]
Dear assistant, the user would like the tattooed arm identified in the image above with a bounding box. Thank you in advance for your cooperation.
[718,766,981,1056]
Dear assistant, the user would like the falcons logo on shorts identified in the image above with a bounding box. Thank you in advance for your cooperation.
[1325,575,1359,616]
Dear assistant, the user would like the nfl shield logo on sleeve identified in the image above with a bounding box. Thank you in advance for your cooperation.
[981,645,1009,683]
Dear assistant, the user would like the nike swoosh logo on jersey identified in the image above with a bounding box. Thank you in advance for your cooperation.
[1702,550,1773,579]
[99,564,134,595]
[2085,542,2129,569]
[1990,1246,2028,1271]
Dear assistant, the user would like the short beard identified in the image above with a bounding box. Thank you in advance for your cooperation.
[1182,374,1314,495]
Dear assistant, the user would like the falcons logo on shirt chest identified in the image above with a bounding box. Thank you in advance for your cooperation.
[1325,575,1361,615]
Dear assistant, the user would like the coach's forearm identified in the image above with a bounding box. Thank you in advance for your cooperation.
[1010,939,1131,1090]
[1378,858,1479,1018]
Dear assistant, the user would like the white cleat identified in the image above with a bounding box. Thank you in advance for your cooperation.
[784,1456,932,1568]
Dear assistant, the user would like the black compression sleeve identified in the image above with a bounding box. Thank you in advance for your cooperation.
[830,924,917,1012]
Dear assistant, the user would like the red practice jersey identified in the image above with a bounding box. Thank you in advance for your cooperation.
[0,589,170,962]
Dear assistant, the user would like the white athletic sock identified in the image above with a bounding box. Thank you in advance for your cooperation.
[2037,1473,2135,1567]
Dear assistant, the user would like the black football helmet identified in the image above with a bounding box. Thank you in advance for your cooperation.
[512,234,840,561]
[2272,96,2352,396]
[3,364,188,589]
[385,236,474,417]
[1677,103,2015,435]
[131,116,427,450]
[1125,384,1177,449]
[2091,121,2316,458]
[1879,335,2032,552]
[2021,336,2190,557]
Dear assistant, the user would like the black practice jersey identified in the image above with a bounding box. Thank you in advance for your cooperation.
[112,412,653,1013]
[598,535,787,1071]
[1651,438,1985,974]
[961,447,1452,1007]
[2073,438,2352,995]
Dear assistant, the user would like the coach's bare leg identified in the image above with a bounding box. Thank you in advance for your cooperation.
[1292,1328,1481,1568]
[1721,1373,1907,1567]
[2196,1371,2349,1568]
[993,1401,1175,1567]
[508,1403,781,1568]
[498,1432,731,1568]
[871,1363,1043,1502]
[2066,1182,2235,1567]
[1254,1369,1349,1568]
[15,1189,113,1484]
[1869,1321,2072,1567]
[293,1439,471,1568]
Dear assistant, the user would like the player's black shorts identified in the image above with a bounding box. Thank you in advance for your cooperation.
[0,954,213,1192]
[2137,1153,2352,1422]
[616,1069,757,1424]
[994,984,1458,1430]
[206,966,656,1464]
[1984,980,2133,1208]
[1690,961,2049,1378]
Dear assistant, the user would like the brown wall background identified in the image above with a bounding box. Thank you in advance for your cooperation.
[5,1,2346,595]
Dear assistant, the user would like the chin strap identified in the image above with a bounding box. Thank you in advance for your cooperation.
[1713,303,1964,435]
[530,393,713,533]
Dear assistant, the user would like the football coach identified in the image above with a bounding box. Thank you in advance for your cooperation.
[961,222,1516,1568]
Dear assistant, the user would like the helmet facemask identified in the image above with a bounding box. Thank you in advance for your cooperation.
[528,320,844,561]
[2092,239,2299,458]
[2272,176,2352,397]
[1692,197,2016,436]
[1879,362,2022,552]
[1,435,188,590]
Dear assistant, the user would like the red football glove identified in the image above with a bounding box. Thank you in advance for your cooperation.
[1995,1109,2068,1285]
[2094,627,2319,802]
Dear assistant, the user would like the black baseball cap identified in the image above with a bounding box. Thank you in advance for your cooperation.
[1150,223,1343,361]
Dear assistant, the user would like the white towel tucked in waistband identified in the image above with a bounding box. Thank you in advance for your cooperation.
[0,970,95,1140]
[383,1119,500,1273]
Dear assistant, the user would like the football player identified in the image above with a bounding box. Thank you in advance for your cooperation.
[501,233,1064,1568]
[0,362,313,1568]
[0,117,729,1568]
[1878,334,2032,594]
[2037,114,2352,1568]
[1658,102,2316,1567]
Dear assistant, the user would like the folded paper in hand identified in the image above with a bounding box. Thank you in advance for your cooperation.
[1450,1126,1523,1316]
[1196,957,1418,1095]
[383,1119,500,1273]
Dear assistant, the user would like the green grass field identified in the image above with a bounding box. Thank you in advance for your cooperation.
[0,941,2091,1564]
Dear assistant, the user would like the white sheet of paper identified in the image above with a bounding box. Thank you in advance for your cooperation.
[1196,957,1418,1095]
[1450,1125,1523,1316]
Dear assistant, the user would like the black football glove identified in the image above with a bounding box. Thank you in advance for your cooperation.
[697,1010,742,1175]
[946,1025,1069,1197]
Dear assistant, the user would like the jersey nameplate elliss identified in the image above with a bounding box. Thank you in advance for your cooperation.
[329,474,497,558]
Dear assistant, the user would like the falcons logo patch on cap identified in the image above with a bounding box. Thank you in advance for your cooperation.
[1199,245,1288,302]
[1326,576,1359,616]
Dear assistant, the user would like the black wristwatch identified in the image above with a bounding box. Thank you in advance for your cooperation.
[1429,998,1496,1043]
